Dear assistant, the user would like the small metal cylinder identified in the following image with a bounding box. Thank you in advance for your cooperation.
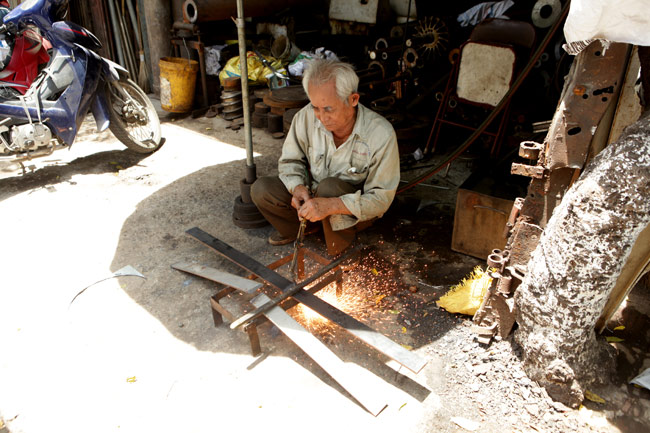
[252,111,267,128]
[519,141,543,160]
[254,102,270,114]
[497,274,513,295]
[267,113,283,133]
[487,253,505,271]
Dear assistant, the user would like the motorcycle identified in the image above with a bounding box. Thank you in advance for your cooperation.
[0,0,162,168]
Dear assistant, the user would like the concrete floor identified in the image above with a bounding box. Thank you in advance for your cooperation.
[0,97,646,433]
[0,102,460,433]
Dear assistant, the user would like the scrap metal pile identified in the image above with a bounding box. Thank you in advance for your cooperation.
[167,0,568,160]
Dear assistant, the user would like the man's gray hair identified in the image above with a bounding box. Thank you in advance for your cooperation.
[302,58,359,103]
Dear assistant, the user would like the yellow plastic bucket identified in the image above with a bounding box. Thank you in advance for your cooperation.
[159,57,199,113]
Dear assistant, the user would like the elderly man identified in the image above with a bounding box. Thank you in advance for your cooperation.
[251,59,400,256]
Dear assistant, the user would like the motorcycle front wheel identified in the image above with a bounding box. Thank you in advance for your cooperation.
[106,78,162,153]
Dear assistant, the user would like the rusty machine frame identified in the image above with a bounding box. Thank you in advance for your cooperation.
[472,42,632,343]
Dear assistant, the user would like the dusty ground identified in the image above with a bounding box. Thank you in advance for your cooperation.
[0,97,649,433]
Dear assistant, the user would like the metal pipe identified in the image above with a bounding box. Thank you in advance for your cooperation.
[115,1,137,75]
[235,0,255,175]
[183,0,308,23]
[106,0,126,67]
[137,0,153,90]
[125,0,141,48]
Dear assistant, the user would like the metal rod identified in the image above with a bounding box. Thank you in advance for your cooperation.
[289,219,307,281]
[125,0,141,48]
[106,0,126,67]
[235,0,254,169]
[116,3,137,75]
[137,0,152,89]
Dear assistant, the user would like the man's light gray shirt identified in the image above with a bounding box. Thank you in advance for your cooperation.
[278,102,400,231]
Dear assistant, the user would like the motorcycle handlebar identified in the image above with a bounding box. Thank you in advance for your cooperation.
[0,22,17,35]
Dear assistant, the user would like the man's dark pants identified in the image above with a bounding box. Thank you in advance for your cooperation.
[251,176,372,256]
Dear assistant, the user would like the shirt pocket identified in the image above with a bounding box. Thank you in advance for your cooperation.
[346,151,369,183]
[309,150,326,180]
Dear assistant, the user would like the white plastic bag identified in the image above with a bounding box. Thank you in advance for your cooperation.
[564,0,650,54]
[288,47,338,77]
[204,44,226,76]
[456,0,514,27]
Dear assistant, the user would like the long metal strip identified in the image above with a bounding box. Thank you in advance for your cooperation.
[229,246,360,330]
[173,261,388,415]
[249,293,388,416]
[186,227,427,374]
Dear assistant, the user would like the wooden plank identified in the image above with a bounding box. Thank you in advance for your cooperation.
[172,262,262,293]
[249,293,388,416]
[186,227,428,374]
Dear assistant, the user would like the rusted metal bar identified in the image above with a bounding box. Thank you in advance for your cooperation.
[244,321,262,357]
[511,163,546,179]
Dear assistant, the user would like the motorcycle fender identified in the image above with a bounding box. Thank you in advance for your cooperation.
[91,91,110,132]
[102,58,130,82]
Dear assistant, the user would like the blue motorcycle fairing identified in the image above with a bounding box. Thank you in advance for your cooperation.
[4,0,56,32]
[0,43,105,144]
[0,0,119,145]
[102,57,129,82]
[50,21,102,50]
[93,59,130,133]
[91,87,110,132]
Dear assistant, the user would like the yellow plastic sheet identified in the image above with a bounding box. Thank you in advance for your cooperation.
[219,51,285,85]
[436,266,492,316]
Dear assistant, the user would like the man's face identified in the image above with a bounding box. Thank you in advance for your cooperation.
[307,80,359,136]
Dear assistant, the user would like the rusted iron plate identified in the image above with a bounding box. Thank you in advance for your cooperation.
[506,220,543,269]
[544,42,629,170]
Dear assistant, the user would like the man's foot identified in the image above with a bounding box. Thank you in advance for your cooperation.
[268,231,295,246]
[267,225,320,246]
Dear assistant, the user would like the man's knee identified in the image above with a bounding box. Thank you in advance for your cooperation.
[251,176,281,205]
[315,177,357,198]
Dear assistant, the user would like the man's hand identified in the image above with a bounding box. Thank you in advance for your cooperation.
[298,197,352,222]
[291,185,312,210]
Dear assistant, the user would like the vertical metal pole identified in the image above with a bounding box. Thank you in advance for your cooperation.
[235,0,256,183]
[106,0,126,67]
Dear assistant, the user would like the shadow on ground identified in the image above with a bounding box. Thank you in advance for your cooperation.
[107,154,481,407]
[0,148,151,202]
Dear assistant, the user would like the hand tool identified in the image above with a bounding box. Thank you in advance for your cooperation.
[289,218,307,281]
